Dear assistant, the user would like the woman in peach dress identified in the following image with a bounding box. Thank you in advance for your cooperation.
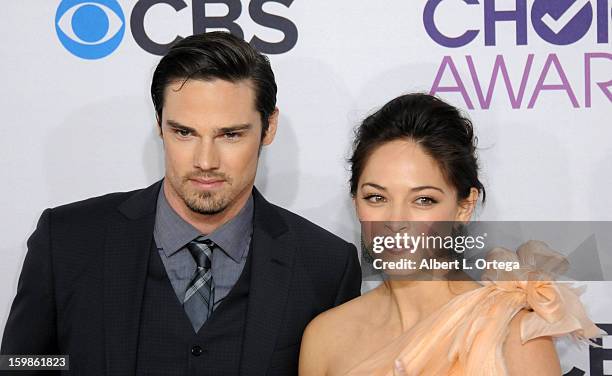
[298,94,602,376]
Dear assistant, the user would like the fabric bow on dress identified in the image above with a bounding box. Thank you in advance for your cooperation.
[345,240,605,376]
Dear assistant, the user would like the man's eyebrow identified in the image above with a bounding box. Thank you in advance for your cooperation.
[166,120,198,134]
[165,121,253,135]
[217,124,252,134]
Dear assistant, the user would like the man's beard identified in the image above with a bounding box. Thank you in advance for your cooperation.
[175,173,234,215]
[183,190,230,215]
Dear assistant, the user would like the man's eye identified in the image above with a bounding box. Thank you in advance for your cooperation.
[224,132,241,139]
[175,129,191,137]
[364,194,386,203]
[415,197,436,206]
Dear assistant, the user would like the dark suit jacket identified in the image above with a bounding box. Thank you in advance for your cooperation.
[1,181,361,375]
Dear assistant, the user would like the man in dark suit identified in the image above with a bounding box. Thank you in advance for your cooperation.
[1,32,361,375]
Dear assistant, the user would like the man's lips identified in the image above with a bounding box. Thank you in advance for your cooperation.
[188,178,225,188]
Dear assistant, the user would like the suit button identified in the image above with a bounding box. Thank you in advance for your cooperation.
[191,345,203,356]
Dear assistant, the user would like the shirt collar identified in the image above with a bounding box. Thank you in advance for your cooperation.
[207,195,253,263]
[154,184,253,263]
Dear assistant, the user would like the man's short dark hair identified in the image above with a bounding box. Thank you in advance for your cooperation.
[151,32,277,137]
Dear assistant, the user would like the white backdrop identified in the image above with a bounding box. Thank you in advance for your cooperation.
[1,0,611,374]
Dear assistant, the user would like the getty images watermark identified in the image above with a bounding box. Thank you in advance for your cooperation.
[360,221,611,282]
[368,231,521,272]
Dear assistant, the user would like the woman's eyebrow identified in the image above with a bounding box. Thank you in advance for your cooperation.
[411,185,445,193]
[361,182,387,191]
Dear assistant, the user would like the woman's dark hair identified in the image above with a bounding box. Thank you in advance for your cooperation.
[151,31,277,138]
[349,93,485,203]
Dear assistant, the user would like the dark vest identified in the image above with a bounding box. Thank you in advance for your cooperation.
[136,240,252,375]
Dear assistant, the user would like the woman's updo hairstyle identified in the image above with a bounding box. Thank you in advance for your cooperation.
[349,93,485,204]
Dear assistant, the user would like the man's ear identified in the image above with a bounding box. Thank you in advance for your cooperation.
[262,107,279,146]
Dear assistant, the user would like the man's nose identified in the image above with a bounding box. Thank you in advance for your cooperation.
[194,139,220,170]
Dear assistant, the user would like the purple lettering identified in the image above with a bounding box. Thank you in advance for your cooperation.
[423,0,480,48]
[466,54,534,109]
[528,53,579,108]
[430,56,475,109]
[585,52,612,108]
[484,0,527,46]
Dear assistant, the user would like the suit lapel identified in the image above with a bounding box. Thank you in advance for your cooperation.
[103,181,162,375]
[102,183,294,374]
[241,189,295,375]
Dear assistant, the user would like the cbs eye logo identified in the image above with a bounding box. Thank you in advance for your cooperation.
[55,0,125,60]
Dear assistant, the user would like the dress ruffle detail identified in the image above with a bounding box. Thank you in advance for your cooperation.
[344,241,605,376]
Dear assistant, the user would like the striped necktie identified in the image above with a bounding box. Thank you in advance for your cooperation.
[183,236,215,332]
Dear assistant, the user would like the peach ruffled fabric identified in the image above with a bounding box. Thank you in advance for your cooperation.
[344,241,604,376]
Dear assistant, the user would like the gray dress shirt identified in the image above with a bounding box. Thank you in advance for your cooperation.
[153,184,253,312]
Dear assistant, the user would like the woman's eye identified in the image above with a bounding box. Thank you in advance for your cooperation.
[415,197,436,206]
[364,194,386,204]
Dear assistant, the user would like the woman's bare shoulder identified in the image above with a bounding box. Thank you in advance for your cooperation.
[299,287,385,375]
[306,286,383,337]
